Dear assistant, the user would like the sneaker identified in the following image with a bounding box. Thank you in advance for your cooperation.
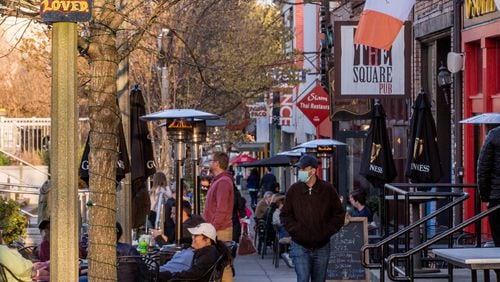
[281,253,294,268]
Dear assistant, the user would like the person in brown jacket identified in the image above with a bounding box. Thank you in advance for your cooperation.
[281,155,345,282]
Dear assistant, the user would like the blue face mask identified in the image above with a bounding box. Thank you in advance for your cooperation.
[297,170,311,182]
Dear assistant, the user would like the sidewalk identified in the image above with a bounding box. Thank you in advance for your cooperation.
[233,252,297,282]
[232,189,499,282]
[233,189,297,281]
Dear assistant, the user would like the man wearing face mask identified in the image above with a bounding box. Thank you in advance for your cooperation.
[281,155,345,282]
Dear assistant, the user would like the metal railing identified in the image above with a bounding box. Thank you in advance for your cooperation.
[0,117,51,154]
[386,204,500,281]
[0,183,90,230]
[361,183,480,282]
[0,149,50,178]
[0,117,89,155]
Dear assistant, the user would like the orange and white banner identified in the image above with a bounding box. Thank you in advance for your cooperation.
[354,0,415,50]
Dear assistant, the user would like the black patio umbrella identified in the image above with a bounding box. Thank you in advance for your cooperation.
[359,102,397,188]
[130,85,156,228]
[240,154,292,167]
[405,90,442,183]
[79,120,130,185]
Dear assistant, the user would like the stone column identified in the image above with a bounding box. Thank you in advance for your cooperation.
[50,22,79,282]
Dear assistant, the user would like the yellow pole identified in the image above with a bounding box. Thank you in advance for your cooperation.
[50,22,79,282]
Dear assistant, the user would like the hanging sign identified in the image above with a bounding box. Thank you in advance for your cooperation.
[334,21,410,98]
[40,0,92,22]
[297,84,330,127]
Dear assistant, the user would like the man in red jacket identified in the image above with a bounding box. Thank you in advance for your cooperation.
[203,151,234,282]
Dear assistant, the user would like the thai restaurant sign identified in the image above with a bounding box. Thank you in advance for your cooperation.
[40,0,92,22]
[334,21,410,98]
[297,84,330,127]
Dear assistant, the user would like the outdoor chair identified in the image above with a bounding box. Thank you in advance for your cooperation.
[117,255,159,282]
[0,262,26,282]
[271,224,291,268]
[18,245,40,261]
[168,254,227,282]
[255,218,266,255]
[259,207,276,258]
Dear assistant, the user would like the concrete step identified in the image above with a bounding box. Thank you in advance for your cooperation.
[25,227,42,246]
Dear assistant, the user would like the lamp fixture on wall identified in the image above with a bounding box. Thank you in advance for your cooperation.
[437,61,452,105]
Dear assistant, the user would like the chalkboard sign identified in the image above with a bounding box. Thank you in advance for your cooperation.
[327,217,369,282]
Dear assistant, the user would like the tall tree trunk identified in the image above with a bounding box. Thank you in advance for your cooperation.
[87,17,120,281]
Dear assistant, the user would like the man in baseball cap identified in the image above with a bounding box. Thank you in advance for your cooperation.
[294,155,319,169]
[282,154,345,281]
[187,223,217,242]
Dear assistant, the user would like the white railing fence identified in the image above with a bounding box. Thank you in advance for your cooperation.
[0,117,89,156]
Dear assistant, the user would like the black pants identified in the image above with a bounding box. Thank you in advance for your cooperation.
[488,200,500,277]
[249,191,258,208]
[232,219,242,243]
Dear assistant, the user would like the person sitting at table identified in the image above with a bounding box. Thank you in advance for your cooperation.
[38,219,51,262]
[159,223,231,282]
[79,223,143,282]
[0,244,49,281]
[116,222,140,257]
[348,189,374,222]
[272,195,294,268]
[254,191,274,220]
[348,189,378,233]
[151,200,205,247]
[36,219,88,262]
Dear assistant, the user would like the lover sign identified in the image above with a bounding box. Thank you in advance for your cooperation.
[297,84,330,127]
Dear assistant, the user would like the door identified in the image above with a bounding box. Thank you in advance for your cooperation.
[336,130,368,203]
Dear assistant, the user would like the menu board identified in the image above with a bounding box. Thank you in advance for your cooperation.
[327,217,369,282]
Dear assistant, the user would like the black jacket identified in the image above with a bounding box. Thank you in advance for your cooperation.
[477,126,500,201]
[155,215,205,247]
[159,245,220,282]
[281,177,345,250]
[260,173,277,192]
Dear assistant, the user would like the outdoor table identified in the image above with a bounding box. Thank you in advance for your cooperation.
[433,248,500,282]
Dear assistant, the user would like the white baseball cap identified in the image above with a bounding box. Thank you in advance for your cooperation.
[187,223,217,242]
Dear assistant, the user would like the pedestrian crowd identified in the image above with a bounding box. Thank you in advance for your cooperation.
[0,152,374,282]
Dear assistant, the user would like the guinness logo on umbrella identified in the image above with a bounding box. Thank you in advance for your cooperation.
[413,138,424,158]
[370,142,381,163]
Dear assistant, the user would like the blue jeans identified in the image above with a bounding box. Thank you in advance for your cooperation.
[290,241,330,282]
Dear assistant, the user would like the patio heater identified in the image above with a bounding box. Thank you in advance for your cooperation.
[141,109,218,248]
[316,145,333,182]
[293,139,346,183]
[190,121,207,215]
[165,118,190,248]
